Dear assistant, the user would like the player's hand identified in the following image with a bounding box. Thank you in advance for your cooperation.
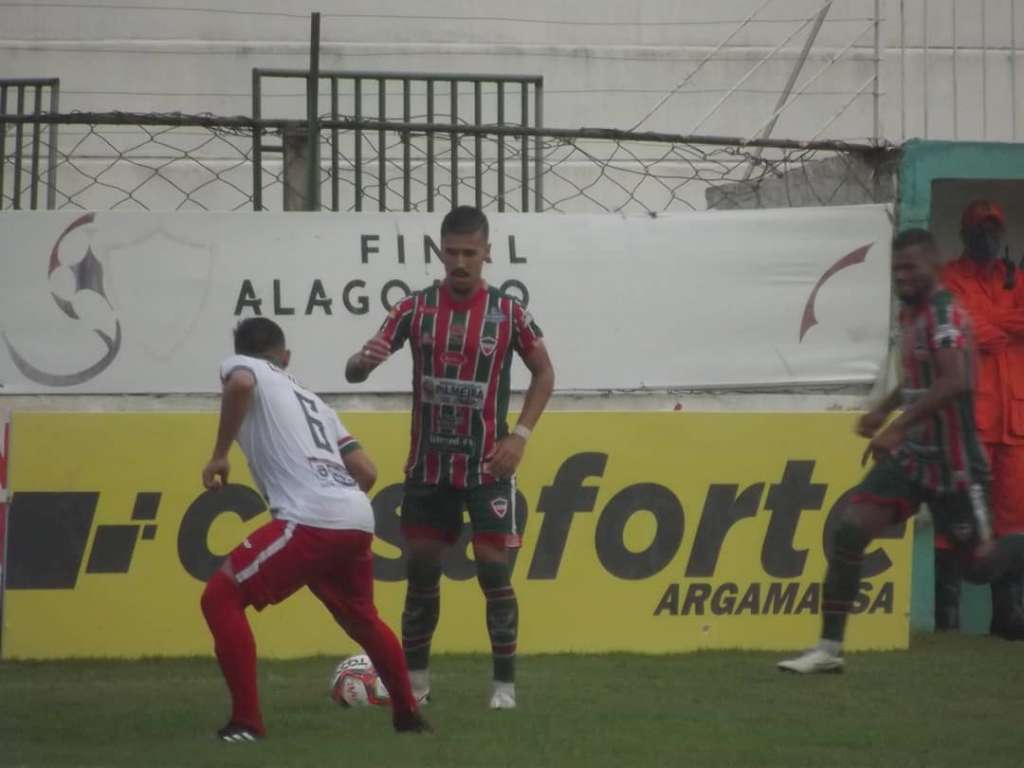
[203,456,230,490]
[861,423,903,466]
[484,434,526,479]
[361,335,392,366]
[856,407,888,439]
[973,538,996,561]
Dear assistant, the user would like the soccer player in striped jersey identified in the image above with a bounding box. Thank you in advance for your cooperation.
[346,206,555,709]
[200,317,427,741]
[780,229,1024,673]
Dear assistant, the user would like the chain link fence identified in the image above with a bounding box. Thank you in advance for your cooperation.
[0,112,898,214]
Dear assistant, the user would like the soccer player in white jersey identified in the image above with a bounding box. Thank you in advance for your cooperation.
[200,317,428,742]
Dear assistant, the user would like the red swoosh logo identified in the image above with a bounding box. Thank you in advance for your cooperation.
[799,243,873,342]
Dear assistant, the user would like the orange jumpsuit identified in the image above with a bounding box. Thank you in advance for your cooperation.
[941,256,1024,536]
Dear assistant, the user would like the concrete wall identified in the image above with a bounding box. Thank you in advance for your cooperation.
[2,0,1021,143]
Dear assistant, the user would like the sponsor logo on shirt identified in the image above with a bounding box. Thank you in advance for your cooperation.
[485,308,507,324]
[479,337,497,356]
[421,376,486,408]
[427,432,477,453]
[441,351,466,366]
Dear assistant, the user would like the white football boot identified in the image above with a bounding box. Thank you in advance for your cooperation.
[489,681,516,710]
[777,645,844,674]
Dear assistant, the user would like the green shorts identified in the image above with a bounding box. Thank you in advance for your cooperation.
[852,458,990,548]
[400,480,525,549]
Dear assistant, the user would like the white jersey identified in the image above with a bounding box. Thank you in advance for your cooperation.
[219,354,374,533]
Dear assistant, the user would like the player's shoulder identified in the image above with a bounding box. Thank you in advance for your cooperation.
[219,353,266,382]
[389,285,436,316]
[486,285,525,312]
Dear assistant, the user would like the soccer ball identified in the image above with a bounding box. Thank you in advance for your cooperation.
[329,654,390,707]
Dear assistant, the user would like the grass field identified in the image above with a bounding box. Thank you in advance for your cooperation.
[2,633,1023,768]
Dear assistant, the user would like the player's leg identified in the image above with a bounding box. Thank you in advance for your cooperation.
[934,534,962,631]
[199,519,308,740]
[987,445,1024,639]
[931,481,1024,589]
[778,460,915,673]
[309,530,430,733]
[399,483,461,701]
[467,480,521,708]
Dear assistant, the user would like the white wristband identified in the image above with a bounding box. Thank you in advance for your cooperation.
[512,423,532,441]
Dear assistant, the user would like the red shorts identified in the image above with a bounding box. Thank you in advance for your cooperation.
[228,519,377,623]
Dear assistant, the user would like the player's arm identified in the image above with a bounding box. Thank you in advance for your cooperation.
[863,347,967,464]
[203,369,256,489]
[516,341,555,433]
[345,336,392,383]
[346,300,413,383]
[856,387,902,438]
[340,447,378,493]
[485,341,555,479]
[945,275,1011,349]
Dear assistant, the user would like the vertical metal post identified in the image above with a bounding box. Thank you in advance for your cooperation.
[450,80,459,207]
[378,78,386,212]
[306,12,321,210]
[872,0,881,142]
[13,85,24,210]
[497,81,505,212]
[0,86,7,209]
[900,0,906,140]
[923,0,929,138]
[1013,0,1018,140]
[331,76,339,211]
[520,83,528,212]
[403,78,411,212]
[953,0,959,139]
[474,81,483,210]
[982,0,988,139]
[252,69,262,211]
[427,79,435,212]
[534,79,543,212]
[283,124,314,211]
[46,82,58,209]
[354,78,363,212]
[29,86,41,209]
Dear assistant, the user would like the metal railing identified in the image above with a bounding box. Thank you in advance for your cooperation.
[253,69,544,212]
[0,79,59,210]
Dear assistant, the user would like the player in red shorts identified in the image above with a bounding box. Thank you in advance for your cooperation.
[200,317,428,741]
[779,229,1024,673]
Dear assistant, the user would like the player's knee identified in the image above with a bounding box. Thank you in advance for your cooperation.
[476,559,512,590]
[406,556,442,589]
[201,568,241,618]
[833,516,872,559]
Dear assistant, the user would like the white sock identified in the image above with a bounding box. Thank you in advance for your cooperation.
[409,669,430,693]
[816,638,842,656]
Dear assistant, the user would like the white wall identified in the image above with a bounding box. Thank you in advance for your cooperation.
[2,0,1021,143]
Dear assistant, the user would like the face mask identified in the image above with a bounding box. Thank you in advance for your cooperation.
[967,229,1003,262]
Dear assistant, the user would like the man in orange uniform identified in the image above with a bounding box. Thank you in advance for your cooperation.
[940,199,1024,639]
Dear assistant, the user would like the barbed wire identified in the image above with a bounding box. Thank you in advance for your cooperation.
[0,113,897,213]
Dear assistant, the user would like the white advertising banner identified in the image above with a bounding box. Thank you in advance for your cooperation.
[0,206,892,393]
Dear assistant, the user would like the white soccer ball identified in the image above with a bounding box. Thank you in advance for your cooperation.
[329,654,390,707]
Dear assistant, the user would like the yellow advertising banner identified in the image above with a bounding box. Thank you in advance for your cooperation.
[4,411,910,659]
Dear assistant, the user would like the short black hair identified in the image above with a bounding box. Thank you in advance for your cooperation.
[234,317,285,357]
[892,227,937,253]
[441,205,489,241]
